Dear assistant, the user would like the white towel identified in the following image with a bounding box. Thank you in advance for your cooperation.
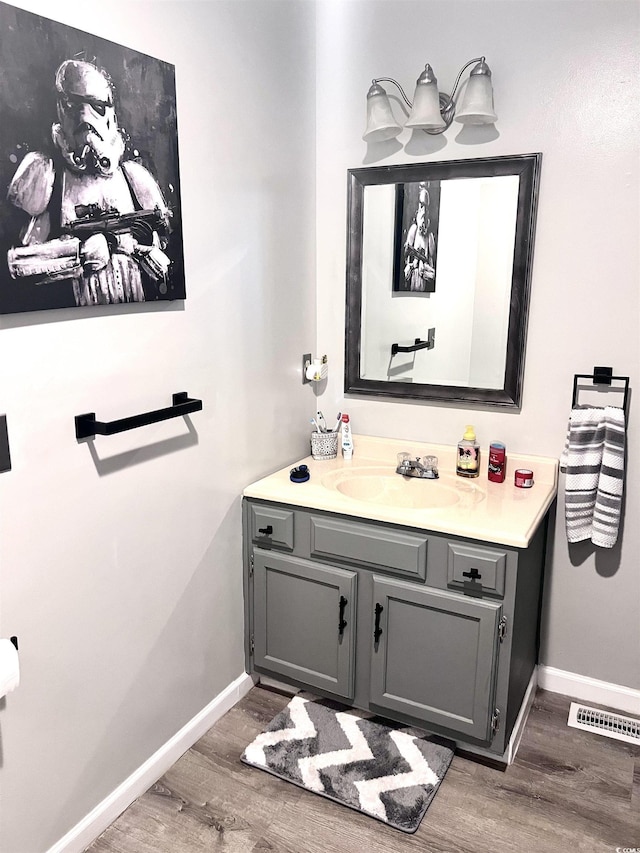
[561,406,625,548]
[592,406,626,548]
[561,407,605,543]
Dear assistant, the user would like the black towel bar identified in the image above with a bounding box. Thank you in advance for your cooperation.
[75,392,203,440]
[571,367,629,415]
[391,328,436,357]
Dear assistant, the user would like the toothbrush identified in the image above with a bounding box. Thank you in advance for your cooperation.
[317,411,327,432]
[332,412,342,432]
[310,417,321,433]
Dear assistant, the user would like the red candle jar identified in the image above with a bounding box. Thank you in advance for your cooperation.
[514,469,534,488]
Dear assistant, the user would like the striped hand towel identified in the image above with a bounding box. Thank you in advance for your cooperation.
[592,406,625,548]
[561,406,626,547]
[561,407,606,543]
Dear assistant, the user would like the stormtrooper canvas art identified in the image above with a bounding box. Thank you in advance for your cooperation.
[392,180,441,294]
[0,2,185,314]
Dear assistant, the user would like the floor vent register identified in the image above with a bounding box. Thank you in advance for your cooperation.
[567,702,640,745]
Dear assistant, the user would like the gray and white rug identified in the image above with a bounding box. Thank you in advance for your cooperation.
[241,694,454,833]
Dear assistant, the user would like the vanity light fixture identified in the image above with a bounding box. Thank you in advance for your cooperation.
[363,57,497,142]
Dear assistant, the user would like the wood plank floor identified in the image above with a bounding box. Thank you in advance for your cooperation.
[87,687,639,853]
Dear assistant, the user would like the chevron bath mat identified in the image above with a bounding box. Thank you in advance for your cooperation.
[241,694,454,833]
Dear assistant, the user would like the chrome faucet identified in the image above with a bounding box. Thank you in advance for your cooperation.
[395,453,439,479]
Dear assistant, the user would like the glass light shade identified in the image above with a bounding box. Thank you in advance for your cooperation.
[455,73,497,125]
[405,80,446,131]
[362,87,402,143]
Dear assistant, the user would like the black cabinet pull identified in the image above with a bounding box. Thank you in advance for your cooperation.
[374,603,384,643]
[462,568,482,581]
[258,525,273,535]
[338,595,348,636]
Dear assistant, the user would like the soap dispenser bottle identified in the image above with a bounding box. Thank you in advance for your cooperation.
[456,425,480,478]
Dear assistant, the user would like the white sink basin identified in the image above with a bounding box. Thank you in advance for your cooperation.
[321,466,485,510]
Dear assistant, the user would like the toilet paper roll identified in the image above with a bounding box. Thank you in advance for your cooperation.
[0,638,20,698]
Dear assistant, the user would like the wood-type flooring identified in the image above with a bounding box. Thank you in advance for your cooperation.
[88,687,639,853]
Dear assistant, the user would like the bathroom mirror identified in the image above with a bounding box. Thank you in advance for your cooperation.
[344,153,541,407]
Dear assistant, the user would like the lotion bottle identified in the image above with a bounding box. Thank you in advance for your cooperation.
[341,413,353,460]
[456,425,480,478]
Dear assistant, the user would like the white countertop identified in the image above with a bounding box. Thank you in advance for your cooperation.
[243,435,559,548]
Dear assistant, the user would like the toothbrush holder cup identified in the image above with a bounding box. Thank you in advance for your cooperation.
[310,430,339,460]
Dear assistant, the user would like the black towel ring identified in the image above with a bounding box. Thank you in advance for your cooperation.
[572,366,630,417]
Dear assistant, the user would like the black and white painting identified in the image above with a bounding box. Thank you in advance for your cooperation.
[393,180,441,293]
[0,2,185,315]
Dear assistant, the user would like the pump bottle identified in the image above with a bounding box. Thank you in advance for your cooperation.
[456,425,480,478]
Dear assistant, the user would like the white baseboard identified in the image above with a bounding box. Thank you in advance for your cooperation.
[47,672,254,853]
[537,665,640,716]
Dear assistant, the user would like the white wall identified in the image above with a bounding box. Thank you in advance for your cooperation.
[316,0,639,689]
[468,177,517,388]
[0,2,316,851]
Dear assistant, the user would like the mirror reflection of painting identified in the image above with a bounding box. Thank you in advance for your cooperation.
[393,180,441,293]
[0,3,185,315]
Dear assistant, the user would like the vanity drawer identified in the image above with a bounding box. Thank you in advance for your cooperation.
[446,542,506,597]
[250,504,294,551]
[310,516,428,580]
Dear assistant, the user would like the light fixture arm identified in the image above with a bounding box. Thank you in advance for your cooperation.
[445,56,486,108]
[370,77,414,109]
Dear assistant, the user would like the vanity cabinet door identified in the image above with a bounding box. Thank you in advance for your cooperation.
[252,549,357,700]
[370,577,502,742]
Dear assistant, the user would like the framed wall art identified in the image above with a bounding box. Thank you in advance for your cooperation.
[392,179,441,293]
[0,1,185,314]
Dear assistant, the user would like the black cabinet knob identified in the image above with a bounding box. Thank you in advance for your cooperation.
[462,568,482,581]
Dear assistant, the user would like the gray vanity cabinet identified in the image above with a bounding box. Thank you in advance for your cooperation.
[369,578,502,741]
[252,549,357,699]
[243,498,547,763]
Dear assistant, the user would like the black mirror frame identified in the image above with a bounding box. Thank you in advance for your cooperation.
[344,153,542,408]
